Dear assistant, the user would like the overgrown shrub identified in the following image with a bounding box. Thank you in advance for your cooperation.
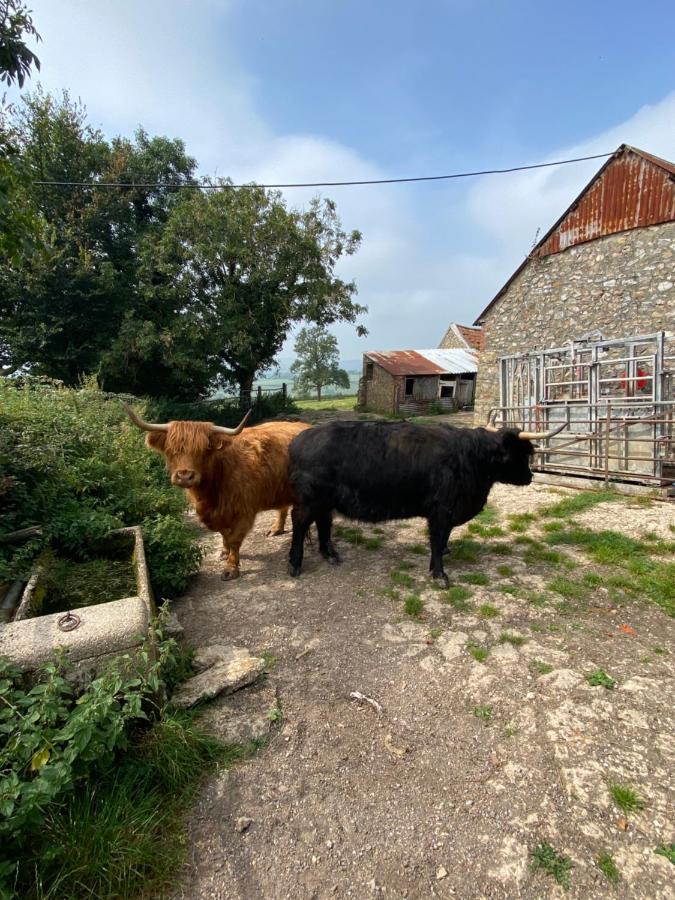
[0,622,235,899]
[142,514,205,599]
[0,379,201,598]
[146,388,297,427]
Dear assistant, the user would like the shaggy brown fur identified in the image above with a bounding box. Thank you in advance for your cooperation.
[146,419,311,580]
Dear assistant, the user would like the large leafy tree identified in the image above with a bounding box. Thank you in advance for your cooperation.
[0,0,40,89]
[0,90,199,388]
[291,325,350,400]
[152,182,366,400]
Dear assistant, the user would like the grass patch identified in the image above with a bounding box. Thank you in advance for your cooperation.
[498,632,527,647]
[261,651,278,669]
[538,489,618,519]
[547,575,587,601]
[468,522,505,538]
[334,524,382,550]
[608,783,646,815]
[389,569,415,589]
[530,841,572,891]
[477,603,499,619]
[475,505,499,524]
[496,564,514,577]
[597,851,620,885]
[382,587,400,601]
[459,572,490,586]
[446,538,482,563]
[396,560,415,571]
[523,542,567,567]
[444,585,473,608]
[472,705,492,722]
[507,512,537,532]
[467,641,489,662]
[485,542,512,556]
[406,543,427,555]
[294,395,356,411]
[585,668,615,690]
[655,843,675,865]
[582,571,603,588]
[529,660,554,676]
[429,627,442,640]
[404,594,424,619]
[12,711,247,900]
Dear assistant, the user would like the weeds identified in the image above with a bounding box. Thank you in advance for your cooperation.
[389,569,415,589]
[597,852,620,885]
[585,668,615,689]
[529,660,554,676]
[655,843,675,865]
[547,575,587,600]
[496,564,514,577]
[530,841,572,890]
[382,587,400,601]
[429,627,443,640]
[459,572,490,586]
[538,489,618,519]
[485,542,512,556]
[467,642,489,663]
[334,524,382,550]
[404,594,424,619]
[446,538,482,563]
[443,585,473,610]
[472,705,492,723]
[468,522,505,538]
[498,632,527,647]
[608,783,646,815]
[477,603,499,619]
[406,543,428,555]
[261,652,278,669]
[507,512,537,532]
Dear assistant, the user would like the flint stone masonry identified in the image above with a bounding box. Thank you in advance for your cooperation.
[474,221,675,425]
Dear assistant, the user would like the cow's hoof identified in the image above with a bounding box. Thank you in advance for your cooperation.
[442,546,450,556]
[432,572,450,588]
[221,569,240,582]
[266,528,285,537]
[288,563,302,577]
[327,554,341,566]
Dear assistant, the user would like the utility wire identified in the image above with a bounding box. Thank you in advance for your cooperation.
[32,151,613,190]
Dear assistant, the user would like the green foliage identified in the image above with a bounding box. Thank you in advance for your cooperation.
[597,851,620,884]
[333,524,382,550]
[446,538,482,563]
[547,575,587,600]
[655,843,675,865]
[146,390,297,428]
[459,572,490,585]
[36,553,136,616]
[498,632,527,647]
[472,705,492,722]
[467,642,489,662]
[585,668,615,690]
[530,841,572,890]
[404,594,423,618]
[608,783,646,815]
[538,489,618,519]
[0,381,201,598]
[507,512,537,532]
[0,0,41,89]
[529,660,554,676]
[444,585,473,609]
[291,325,351,400]
[477,603,498,618]
[389,569,415,589]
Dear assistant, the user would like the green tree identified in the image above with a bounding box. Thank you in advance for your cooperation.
[0,90,200,391]
[291,325,351,400]
[152,182,366,400]
[0,0,41,88]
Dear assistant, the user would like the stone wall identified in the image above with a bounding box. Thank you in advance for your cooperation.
[473,221,675,424]
[360,359,397,414]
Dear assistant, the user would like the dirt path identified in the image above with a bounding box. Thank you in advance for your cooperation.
[172,486,674,899]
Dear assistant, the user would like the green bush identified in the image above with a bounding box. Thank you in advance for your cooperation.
[142,515,205,599]
[0,379,200,598]
[146,389,297,427]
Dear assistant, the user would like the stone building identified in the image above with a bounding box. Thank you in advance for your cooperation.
[438,322,484,353]
[358,348,477,415]
[472,144,675,426]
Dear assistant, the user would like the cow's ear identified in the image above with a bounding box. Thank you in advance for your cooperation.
[209,435,224,451]
[145,432,167,452]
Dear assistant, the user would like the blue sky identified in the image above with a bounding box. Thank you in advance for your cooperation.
[9,0,675,359]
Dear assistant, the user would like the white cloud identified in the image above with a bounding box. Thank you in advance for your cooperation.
[13,4,675,356]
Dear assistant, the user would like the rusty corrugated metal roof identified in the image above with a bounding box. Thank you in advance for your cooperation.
[474,144,675,324]
[365,348,477,376]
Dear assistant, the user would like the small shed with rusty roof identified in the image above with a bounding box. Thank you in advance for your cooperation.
[357,347,478,415]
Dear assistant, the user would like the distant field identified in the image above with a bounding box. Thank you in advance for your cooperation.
[212,372,361,400]
[294,395,357,410]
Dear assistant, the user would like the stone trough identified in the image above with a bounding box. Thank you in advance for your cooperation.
[0,526,155,678]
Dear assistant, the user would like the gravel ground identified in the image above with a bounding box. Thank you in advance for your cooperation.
[170,483,674,900]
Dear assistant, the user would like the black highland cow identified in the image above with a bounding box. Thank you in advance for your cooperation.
[287,419,564,585]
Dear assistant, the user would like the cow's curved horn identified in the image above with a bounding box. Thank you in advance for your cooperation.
[211,408,253,436]
[518,421,567,441]
[122,402,169,432]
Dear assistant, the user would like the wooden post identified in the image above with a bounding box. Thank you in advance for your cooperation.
[256,385,262,406]
[282,382,287,406]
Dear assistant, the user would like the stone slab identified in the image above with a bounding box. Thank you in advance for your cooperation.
[172,644,265,709]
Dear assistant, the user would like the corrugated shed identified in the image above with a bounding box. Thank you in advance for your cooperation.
[475,144,675,324]
[536,147,675,257]
[365,348,477,376]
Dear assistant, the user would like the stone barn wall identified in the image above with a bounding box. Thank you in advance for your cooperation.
[473,221,675,425]
[359,359,397,414]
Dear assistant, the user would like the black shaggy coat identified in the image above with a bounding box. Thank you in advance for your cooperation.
[287,420,535,584]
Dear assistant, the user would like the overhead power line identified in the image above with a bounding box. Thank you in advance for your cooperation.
[32,151,613,190]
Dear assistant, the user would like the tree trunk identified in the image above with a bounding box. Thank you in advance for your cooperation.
[239,372,255,407]
[316,384,322,401]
